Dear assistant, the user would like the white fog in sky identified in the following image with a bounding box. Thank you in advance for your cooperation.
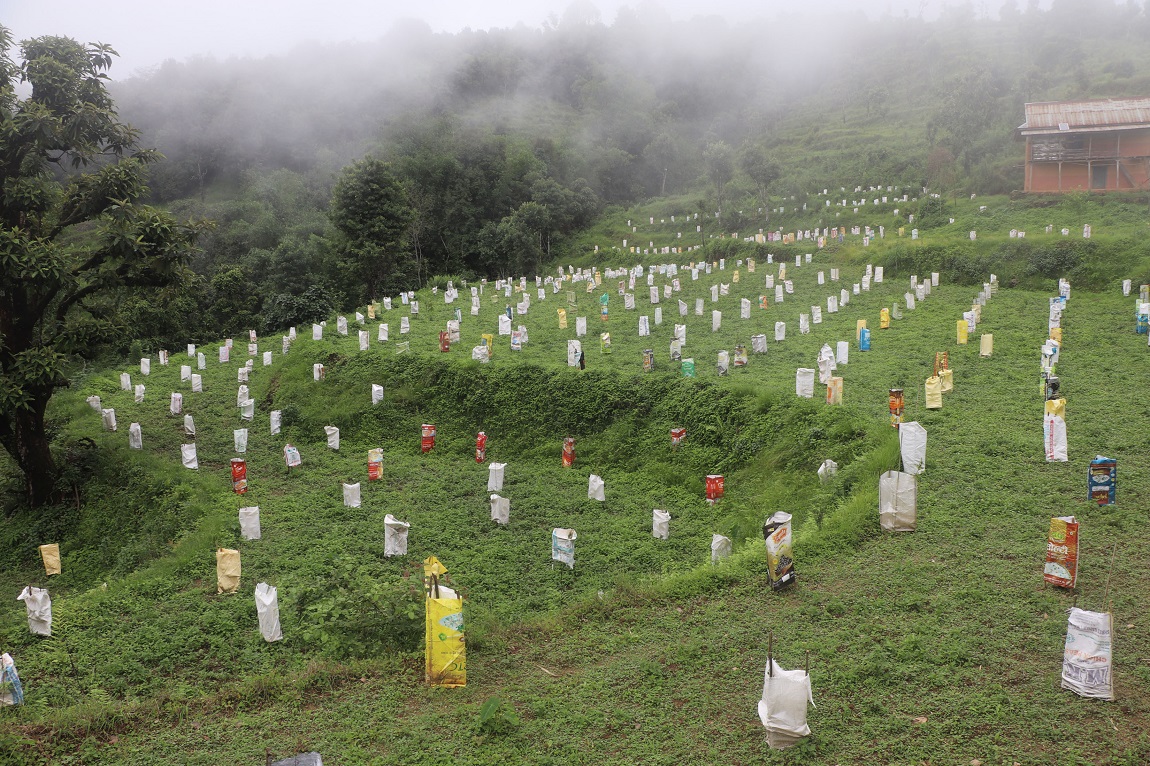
[4,0,982,79]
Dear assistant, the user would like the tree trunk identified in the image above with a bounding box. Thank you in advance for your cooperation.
[0,398,57,507]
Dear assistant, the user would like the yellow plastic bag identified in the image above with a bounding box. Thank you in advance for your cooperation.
[880,308,890,329]
[1045,398,1066,420]
[856,319,867,341]
[216,548,240,594]
[925,376,943,409]
[40,544,61,576]
[557,308,567,329]
[1050,327,1062,343]
[956,320,968,344]
[481,333,494,357]
[426,588,466,688]
[939,369,953,393]
[980,334,993,357]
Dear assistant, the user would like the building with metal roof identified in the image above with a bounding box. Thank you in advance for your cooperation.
[1017,98,1150,192]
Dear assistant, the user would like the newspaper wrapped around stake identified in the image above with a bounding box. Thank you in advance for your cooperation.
[1061,608,1114,700]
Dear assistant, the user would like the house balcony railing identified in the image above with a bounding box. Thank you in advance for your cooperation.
[1029,148,1147,163]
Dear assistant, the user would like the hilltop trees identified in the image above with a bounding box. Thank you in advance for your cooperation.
[0,29,202,507]
[328,157,414,301]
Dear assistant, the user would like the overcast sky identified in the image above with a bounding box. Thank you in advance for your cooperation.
[3,0,979,79]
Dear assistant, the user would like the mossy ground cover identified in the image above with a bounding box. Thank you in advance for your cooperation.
[2,209,1150,764]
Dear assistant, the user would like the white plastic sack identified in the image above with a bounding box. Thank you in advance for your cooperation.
[263,351,273,367]
[576,317,587,336]
[836,341,849,365]
[343,482,361,508]
[184,415,195,436]
[254,582,283,642]
[181,443,198,469]
[134,384,145,404]
[219,346,229,363]
[740,298,751,319]
[234,428,248,453]
[180,365,191,381]
[817,459,837,483]
[751,334,767,354]
[101,408,117,432]
[372,384,384,405]
[197,352,206,370]
[1061,607,1114,700]
[378,323,389,341]
[488,462,506,492]
[774,322,785,342]
[358,330,369,351]
[17,587,52,636]
[711,533,732,564]
[490,494,509,525]
[758,660,814,750]
[795,369,815,398]
[128,422,143,450]
[325,425,340,450]
[1044,414,1068,462]
[384,514,410,557]
[312,323,323,340]
[588,474,605,501]
[899,421,927,475]
[166,391,181,415]
[712,310,722,332]
[120,372,131,391]
[140,358,150,376]
[652,509,670,540]
[239,506,261,540]
[191,374,202,393]
[270,410,282,435]
[498,315,512,335]
[799,314,810,334]
[240,399,254,421]
[879,470,917,532]
[337,316,348,335]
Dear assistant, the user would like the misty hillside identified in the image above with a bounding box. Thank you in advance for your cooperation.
[115,2,1150,200]
[98,1,1150,347]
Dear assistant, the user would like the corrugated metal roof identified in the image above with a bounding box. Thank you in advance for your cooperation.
[1019,98,1150,134]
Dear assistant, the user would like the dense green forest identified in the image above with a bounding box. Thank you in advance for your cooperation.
[95,0,1150,348]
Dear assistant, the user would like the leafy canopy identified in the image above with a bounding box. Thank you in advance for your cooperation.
[0,27,203,506]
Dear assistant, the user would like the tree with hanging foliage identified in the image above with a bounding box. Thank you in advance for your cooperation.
[0,28,203,507]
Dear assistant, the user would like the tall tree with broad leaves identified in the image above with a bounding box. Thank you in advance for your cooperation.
[0,29,203,507]
[328,157,414,302]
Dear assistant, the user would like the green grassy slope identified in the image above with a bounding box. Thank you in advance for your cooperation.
[3,202,1150,764]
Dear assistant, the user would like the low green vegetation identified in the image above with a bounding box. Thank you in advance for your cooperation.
[3,203,1150,763]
